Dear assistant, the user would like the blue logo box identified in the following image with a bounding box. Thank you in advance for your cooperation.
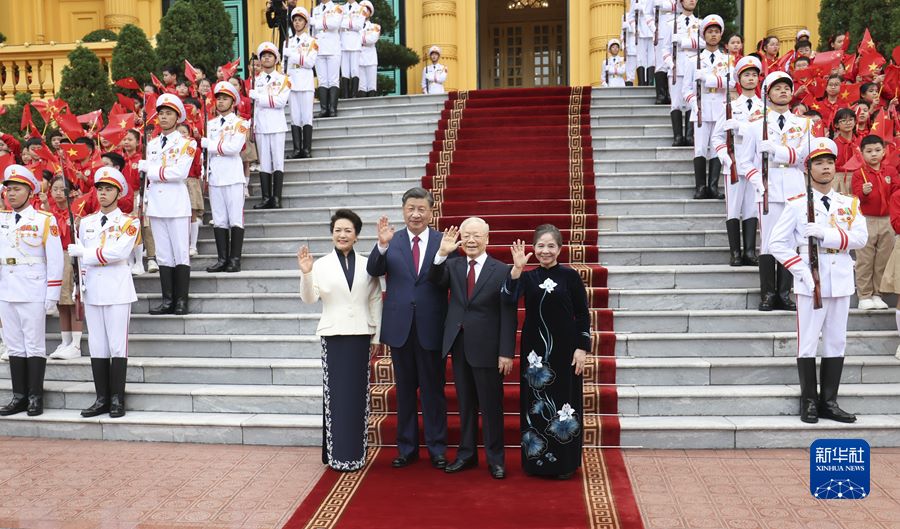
[810,439,870,500]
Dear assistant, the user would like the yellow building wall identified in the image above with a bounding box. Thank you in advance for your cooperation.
[0,0,161,45]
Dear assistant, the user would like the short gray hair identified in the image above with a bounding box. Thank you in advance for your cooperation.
[533,224,562,246]
[401,187,434,207]
[459,217,489,233]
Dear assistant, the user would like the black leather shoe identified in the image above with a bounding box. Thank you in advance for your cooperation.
[430,454,448,469]
[488,464,505,479]
[557,471,576,480]
[444,458,477,473]
[391,452,419,468]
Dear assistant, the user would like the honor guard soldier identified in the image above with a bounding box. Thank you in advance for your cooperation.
[67,168,139,418]
[683,14,734,200]
[311,0,343,117]
[283,7,318,160]
[627,0,656,86]
[652,0,677,103]
[737,71,814,312]
[768,138,866,424]
[422,46,447,94]
[661,0,701,147]
[601,39,627,88]
[713,56,763,266]
[358,1,380,97]
[339,0,365,99]
[0,165,64,417]
[202,81,249,274]
[138,94,196,316]
[620,11,637,85]
[249,41,291,210]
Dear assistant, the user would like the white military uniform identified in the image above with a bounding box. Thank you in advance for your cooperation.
[601,55,627,87]
[77,208,139,358]
[627,0,656,70]
[206,112,249,228]
[340,0,365,80]
[653,0,677,76]
[769,190,867,358]
[251,69,291,173]
[0,205,63,358]
[359,21,381,93]
[312,1,343,88]
[422,63,447,94]
[712,93,763,220]
[284,32,319,126]
[661,12,701,112]
[145,130,195,267]
[683,48,735,158]
[738,110,813,253]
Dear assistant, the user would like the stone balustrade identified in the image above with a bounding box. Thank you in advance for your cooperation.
[0,41,116,104]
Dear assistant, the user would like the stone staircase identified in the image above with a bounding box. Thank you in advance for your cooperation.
[2,89,899,449]
[597,87,900,449]
[0,94,445,444]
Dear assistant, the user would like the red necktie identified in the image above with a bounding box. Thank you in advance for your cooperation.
[412,235,421,275]
[467,260,476,299]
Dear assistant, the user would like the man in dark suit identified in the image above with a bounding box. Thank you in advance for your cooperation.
[367,188,451,469]
[428,217,517,479]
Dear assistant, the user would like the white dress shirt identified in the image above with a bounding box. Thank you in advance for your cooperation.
[434,250,487,282]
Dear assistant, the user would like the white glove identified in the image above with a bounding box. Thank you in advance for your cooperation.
[137,160,148,172]
[664,57,674,70]
[722,118,741,131]
[749,173,765,197]
[803,222,826,240]
[67,244,85,258]
[757,139,779,155]
[716,149,730,166]
[44,298,57,312]
[794,267,815,287]
[248,88,260,100]
[200,137,210,149]
[721,153,733,174]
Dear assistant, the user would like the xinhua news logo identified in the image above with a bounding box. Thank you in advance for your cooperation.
[810,439,870,500]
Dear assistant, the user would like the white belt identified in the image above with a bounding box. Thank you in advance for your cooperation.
[799,246,841,255]
[1,256,46,265]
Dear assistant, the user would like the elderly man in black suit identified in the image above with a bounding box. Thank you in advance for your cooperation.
[428,217,517,479]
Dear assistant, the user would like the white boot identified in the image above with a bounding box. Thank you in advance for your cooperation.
[858,298,876,310]
[189,219,200,256]
[147,258,159,273]
[50,331,73,357]
[872,295,889,310]
[0,341,8,361]
[51,344,82,360]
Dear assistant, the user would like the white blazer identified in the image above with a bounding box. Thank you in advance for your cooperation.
[300,249,382,342]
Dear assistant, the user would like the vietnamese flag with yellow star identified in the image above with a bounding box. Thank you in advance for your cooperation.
[836,82,862,106]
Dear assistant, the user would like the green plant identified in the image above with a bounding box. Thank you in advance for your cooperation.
[82,29,118,42]
[156,0,234,74]
[376,40,419,71]
[56,46,115,116]
[111,24,158,91]
[376,73,395,95]
[695,0,739,41]
[0,93,47,141]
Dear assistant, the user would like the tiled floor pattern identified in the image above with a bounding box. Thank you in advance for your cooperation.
[0,437,324,529]
[624,448,900,529]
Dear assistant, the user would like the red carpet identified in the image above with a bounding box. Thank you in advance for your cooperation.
[284,87,642,529]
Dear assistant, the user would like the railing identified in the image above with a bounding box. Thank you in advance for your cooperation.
[0,41,116,104]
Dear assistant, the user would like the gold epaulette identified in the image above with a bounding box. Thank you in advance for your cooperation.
[787,193,806,201]
[34,210,52,217]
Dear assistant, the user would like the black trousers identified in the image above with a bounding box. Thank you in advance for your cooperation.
[391,319,448,458]
[451,332,505,466]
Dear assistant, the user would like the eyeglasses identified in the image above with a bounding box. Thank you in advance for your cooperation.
[837,118,855,124]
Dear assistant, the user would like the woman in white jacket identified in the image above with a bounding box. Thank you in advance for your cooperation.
[421,45,447,94]
[283,6,318,158]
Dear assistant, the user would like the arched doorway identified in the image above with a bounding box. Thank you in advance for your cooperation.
[478,0,568,89]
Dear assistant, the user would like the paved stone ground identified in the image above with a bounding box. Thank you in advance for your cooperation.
[624,448,900,529]
[0,437,324,529]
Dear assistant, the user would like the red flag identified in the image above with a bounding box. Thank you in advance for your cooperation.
[70,192,96,219]
[144,92,158,115]
[99,125,128,147]
[842,54,858,81]
[771,52,793,73]
[884,64,900,99]
[858,28,877,55]
[56,113,85,141]
[812,50,843,76]
[150,73,165,92]
[812,119,829,138]
[31,144,59,165]
[0,153,15,176]
[116,93,137,113]
[108,113,136,131]
[59,143,90,161]
[837,83,862,106]
[843,146,865,172]
[840,32,851,53]
[20,102,33,131]
[893,45,900,65]
[858,52,886,79]
[115,77,142,91]
[220,58,241,80]
[871,110,894,140]
[77,110,104,132]
[0,105,5,116]
[184,59,200,84]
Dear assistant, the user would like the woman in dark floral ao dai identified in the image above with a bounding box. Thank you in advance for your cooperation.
[503,224,590,479]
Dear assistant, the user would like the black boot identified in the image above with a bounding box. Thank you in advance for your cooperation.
[776,263,797,311]
[350,77,360,98]
[758,255,778,311]
[367,90,377,98]
[797,358,819,423]
[289,126,303,159]
[81,358,111,417]
[173,264,191,316]
[692,156,708,199]
[636,67,645,86]
[206,228,230,273]
[670,110,684,147]
[26,357,46,416]
[654,71,668,104]
[328,86,338,118]
[254,172,274,209]
[316,86,329,118]
[742,218,759,266]
[272,170,284,209]
[726,219,742,266]
[647,66,655,86]
[225,227,244,273]
[684,110,694,146]
[662,74,671,104]
[819,357,856,423]
[109,357,127,418]
[340,77,350,99]
[301,124,313,158]
[707,158,725,199]
[0,356,29,416]
[149,266,175,314]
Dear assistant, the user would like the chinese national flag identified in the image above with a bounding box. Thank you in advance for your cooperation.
[858,51,886,79]
[56,112,85,141]
[116,93,137,113]
[843,146,865,172]
[0,153,15,176]
[220,58,240,80]
[842,53,858,81]
[31,144,60,166]
[115,77,142,91]
[811,119,829,138]
[811,51,843,76]
[836,83,862,106]
[884,64,900,99]
[770,52,793,74]
[77,110,104,132]
[871,111,894,141]
[184,59,201,84]
[99,125,128,148]
[20,102,33,131]
[109,113,136,131]
[858,28,877,55]
[150,73,166,92]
